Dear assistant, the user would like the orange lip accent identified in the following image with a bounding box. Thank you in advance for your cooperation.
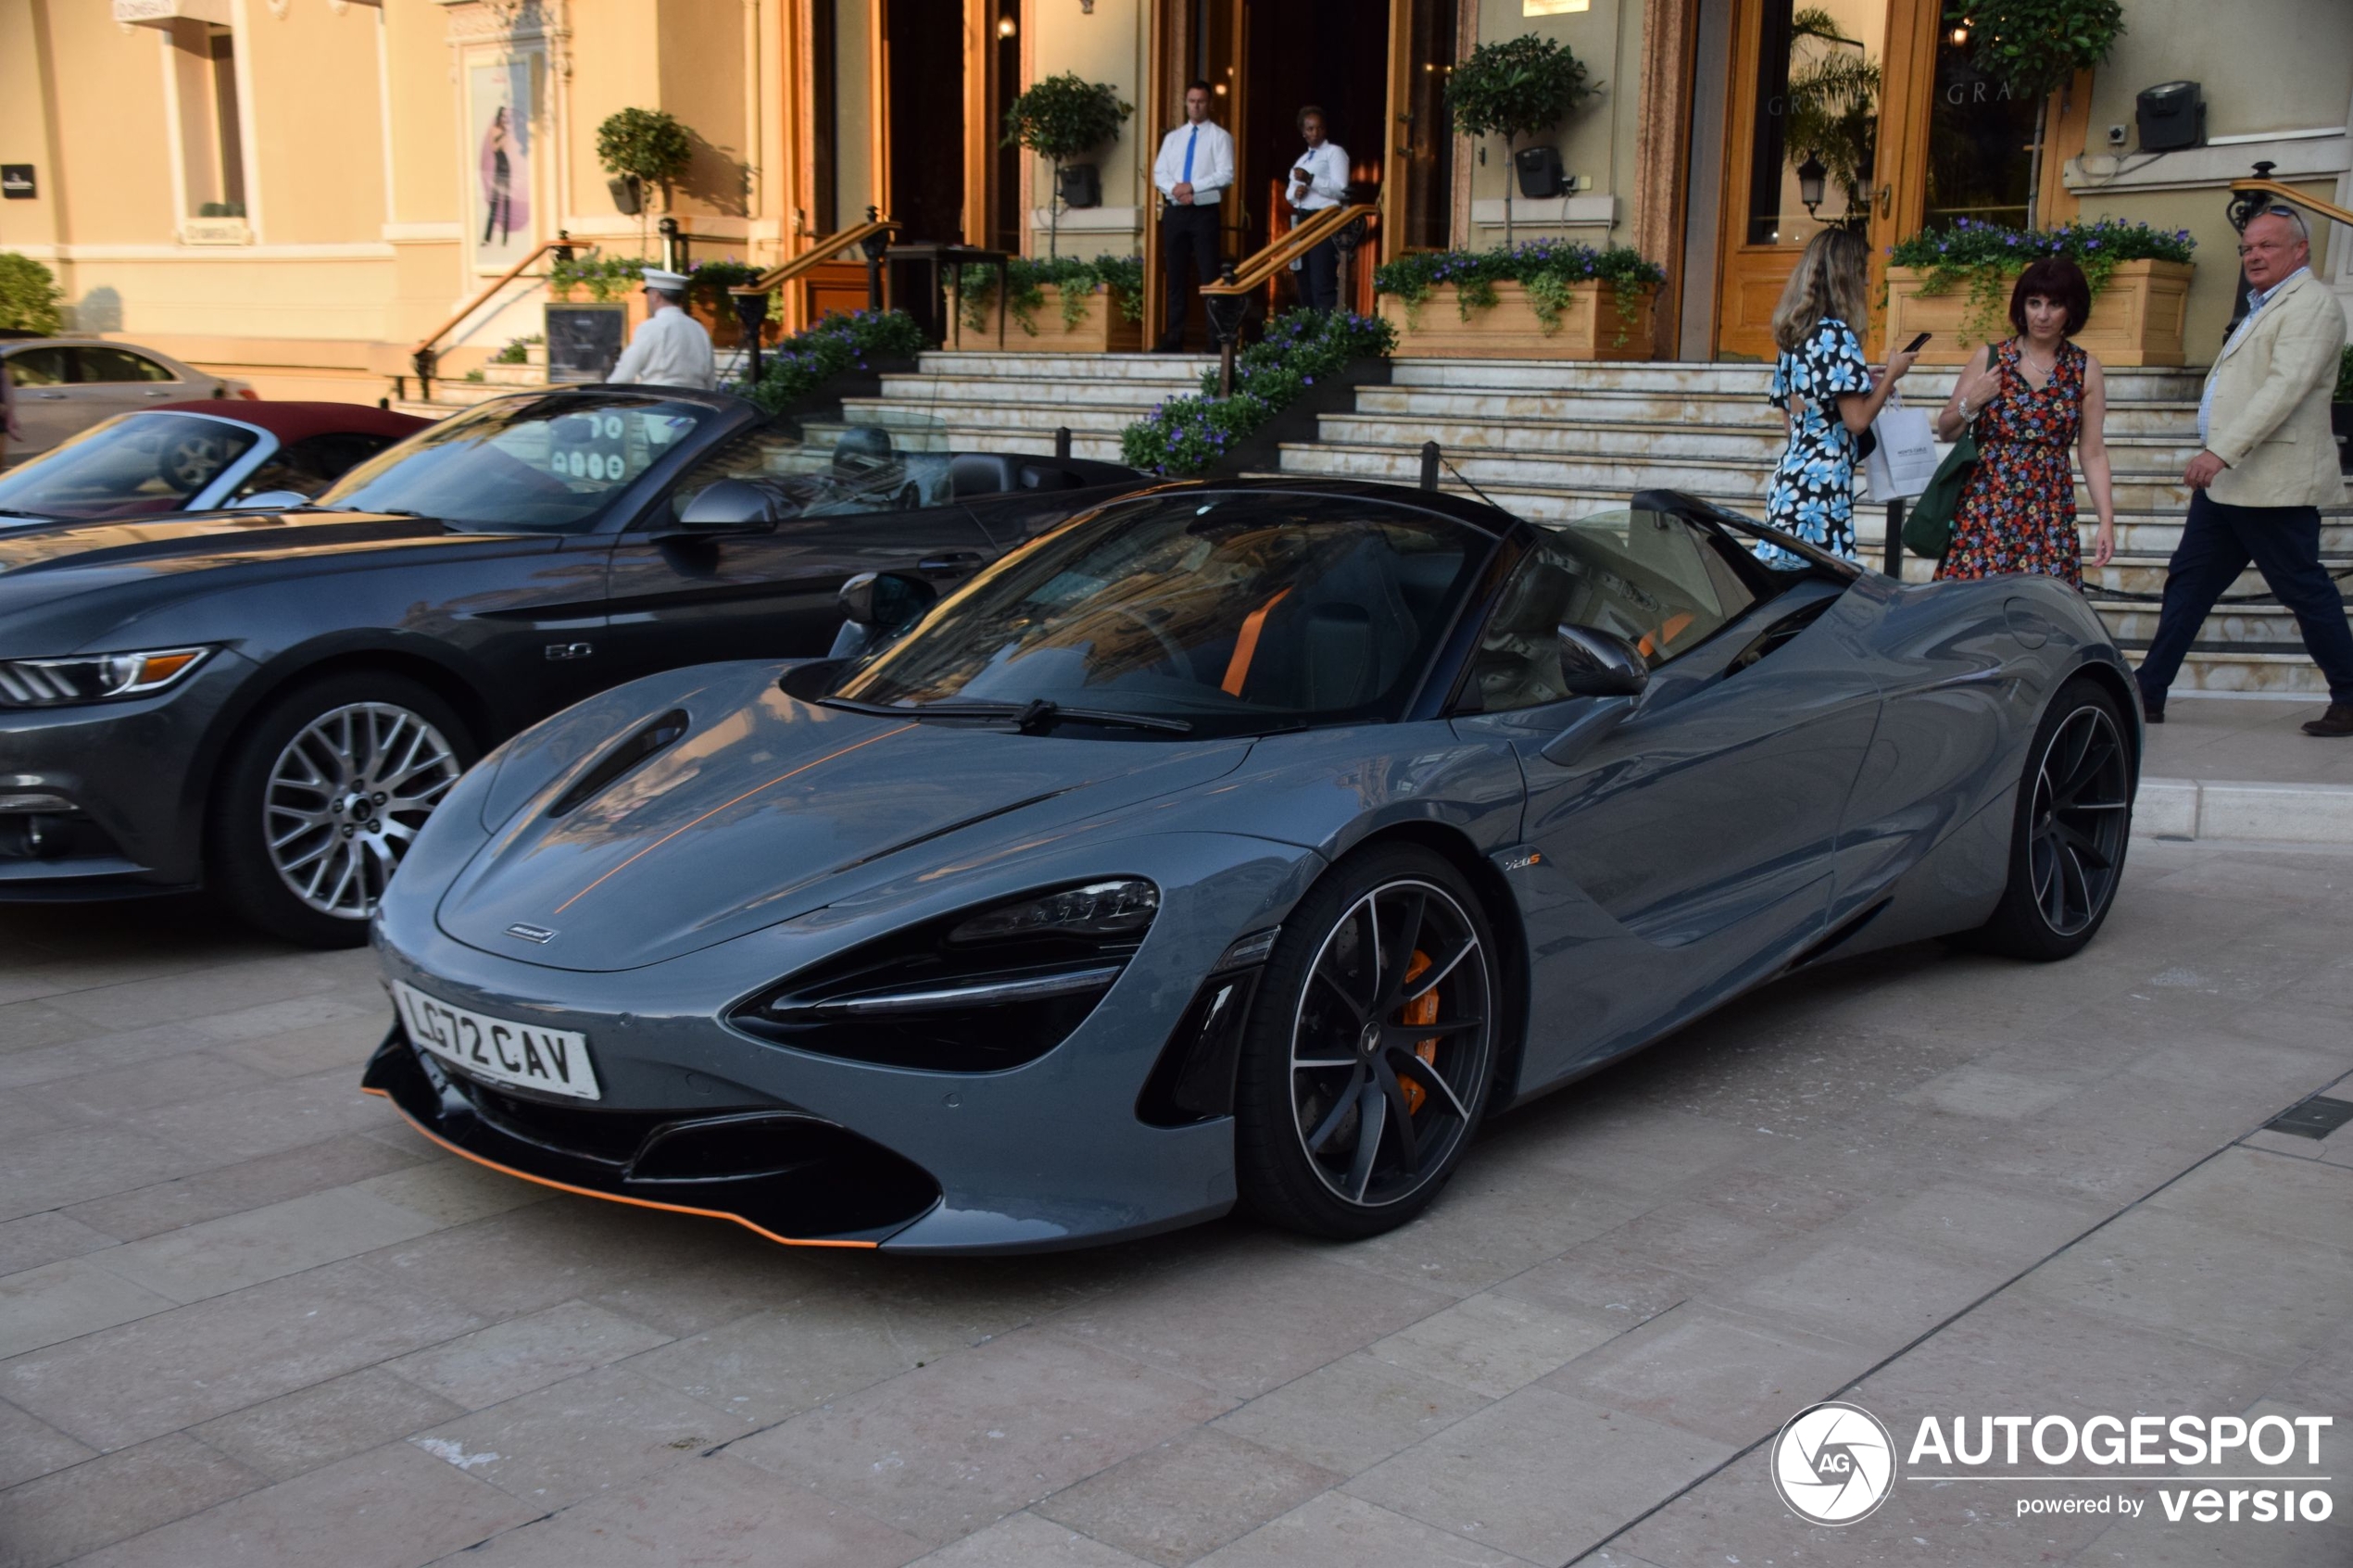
[362,1085,881,1249]
[552,721,917,915]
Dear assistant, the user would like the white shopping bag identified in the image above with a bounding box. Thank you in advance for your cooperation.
[1864,391,1939,501]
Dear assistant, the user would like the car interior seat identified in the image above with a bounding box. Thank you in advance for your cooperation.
[1233,531,1423,712]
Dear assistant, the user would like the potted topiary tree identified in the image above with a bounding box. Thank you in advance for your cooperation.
[1446,34,1599,250]
[1949,0,2124,226]
[595,107,694,252]
[1001,72,1132,259]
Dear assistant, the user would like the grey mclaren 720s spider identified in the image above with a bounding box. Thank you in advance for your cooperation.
[366,479,2141,1253]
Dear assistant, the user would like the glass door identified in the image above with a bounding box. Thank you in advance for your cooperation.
[1713,0,1886,360]
[1385,0,1459,259]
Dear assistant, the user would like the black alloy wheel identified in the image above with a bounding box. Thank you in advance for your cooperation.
[1971,676,2133,960]
[209,671,478,948]
[1235,845,1500,1238]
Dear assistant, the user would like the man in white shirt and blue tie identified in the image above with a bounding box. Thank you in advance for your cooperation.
[1151,82,1234,352]
[1287,107,1350,312]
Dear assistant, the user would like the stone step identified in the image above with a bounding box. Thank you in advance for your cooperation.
[1386,358,2209,402]
[2116,646,2334,696]
[479,364,548,387]
[875,375,1189,408]
[805,417,1132,462]
[1349,385,2202,437]
[839,397,1155,433]
[912,350,1214,383]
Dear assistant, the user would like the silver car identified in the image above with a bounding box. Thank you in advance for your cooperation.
[2,338,255,462]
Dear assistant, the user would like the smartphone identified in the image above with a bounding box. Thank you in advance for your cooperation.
[1902,332,1933,354]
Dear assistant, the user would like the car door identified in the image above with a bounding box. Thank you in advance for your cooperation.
[3,346,82,454]
[67,346,191,428]
[1453,504,1882,1089]
[599,425,996,683]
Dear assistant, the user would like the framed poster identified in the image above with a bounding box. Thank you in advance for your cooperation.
[468,56,540,271]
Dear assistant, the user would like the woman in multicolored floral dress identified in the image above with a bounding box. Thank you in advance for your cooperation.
[1933,257,2117,585]
[1758,228,1919,568]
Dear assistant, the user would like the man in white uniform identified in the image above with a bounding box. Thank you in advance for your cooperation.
[1286,107,1350,312]
[1151,82,1234,352]
[609,268,717,390]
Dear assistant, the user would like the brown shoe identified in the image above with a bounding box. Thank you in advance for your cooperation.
[2303,703,2353,737]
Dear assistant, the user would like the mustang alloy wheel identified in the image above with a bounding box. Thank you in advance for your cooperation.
[265,702,463,919]
[1236,846,1501,1238]
[1971,676,2133,961]
[211,672,476,947]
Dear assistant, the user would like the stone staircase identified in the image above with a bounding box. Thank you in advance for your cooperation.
[834,351,1217,460]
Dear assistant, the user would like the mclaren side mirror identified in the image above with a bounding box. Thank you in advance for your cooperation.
[228,489,311,510]
[1558,624,1650,698]
[671,479,786,536]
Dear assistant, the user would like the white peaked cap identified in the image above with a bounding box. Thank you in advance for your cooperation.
[640,269,690,291]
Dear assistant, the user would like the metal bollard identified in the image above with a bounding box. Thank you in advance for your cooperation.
[1884,499,1906,577]
[1420,440,1441,492]
[1055,426,1073,459]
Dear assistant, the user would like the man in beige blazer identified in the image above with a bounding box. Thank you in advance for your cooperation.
[2137,207,2352,735]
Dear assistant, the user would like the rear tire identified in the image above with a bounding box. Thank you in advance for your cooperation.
[1233,844,1502,1240]
[1969,676,2133,961]
[208,671,476,948]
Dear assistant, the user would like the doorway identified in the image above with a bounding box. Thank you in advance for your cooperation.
[884,0,964,245]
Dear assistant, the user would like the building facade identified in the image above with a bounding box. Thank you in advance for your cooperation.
[0,0,2346,397]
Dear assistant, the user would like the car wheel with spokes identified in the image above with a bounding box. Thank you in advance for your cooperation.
[210,671,476,947]
[1234,845,1502,1239]
[1969,675,2133,961]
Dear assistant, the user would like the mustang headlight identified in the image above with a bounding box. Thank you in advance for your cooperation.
[730,879,1160,1072]
[0,646,211,709]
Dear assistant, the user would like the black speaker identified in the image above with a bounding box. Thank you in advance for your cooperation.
[1058,162,1101,209]
[2136,82,2205,153]
[1513,144,1566,200]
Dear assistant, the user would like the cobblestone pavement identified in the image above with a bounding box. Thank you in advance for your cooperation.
[0,840,2347,1567]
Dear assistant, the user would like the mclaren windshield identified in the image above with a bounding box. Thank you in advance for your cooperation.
[832,493,1494,737]
[310,392,713,531]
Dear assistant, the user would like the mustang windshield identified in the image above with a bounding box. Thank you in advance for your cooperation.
[312,393,711,531]
[0,413,260,523]
[836,493,1491,735]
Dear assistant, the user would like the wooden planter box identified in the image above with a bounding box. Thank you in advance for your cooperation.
[948,283,1144,353]
[1377,280,1657,360]
[1884,258,2194,367]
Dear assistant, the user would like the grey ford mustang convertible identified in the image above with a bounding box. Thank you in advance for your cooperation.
[367,480,2140,1253]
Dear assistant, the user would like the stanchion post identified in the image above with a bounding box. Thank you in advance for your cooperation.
[1420,440,1441,491]
[1054,426,1073,459]
[1884,498,1906,577]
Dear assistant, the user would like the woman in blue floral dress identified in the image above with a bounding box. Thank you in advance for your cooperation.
[1932,257,2117,585]
[1759,228,1919,568]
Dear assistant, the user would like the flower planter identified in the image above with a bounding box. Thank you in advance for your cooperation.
[688,294,785,350]
[1377,280,1656,360]
[1883,258,2194,367]
[948,283,1143,353]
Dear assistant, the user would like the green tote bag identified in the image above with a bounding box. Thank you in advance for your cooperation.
[1902,427,1978,560]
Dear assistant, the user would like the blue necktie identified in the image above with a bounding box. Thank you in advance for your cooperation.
[1181,127,1197,187]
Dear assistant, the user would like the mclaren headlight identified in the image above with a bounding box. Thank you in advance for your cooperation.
[731,879,1161,1072]
[0,646,211,709]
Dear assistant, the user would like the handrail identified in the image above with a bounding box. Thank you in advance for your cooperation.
[409,231,574,366]
[1202,201,1379,295]
[2227,177,2353,233]
[750,216,900,292]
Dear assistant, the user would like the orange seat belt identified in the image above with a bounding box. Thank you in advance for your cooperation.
[1220,587,1292,696]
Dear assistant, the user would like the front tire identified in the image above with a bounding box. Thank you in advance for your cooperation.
[1234,845,1502,1240]
[209,672,476,947]
[1970,675,2133,961]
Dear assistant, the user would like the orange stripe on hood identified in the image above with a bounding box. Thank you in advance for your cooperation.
[552,722,917,916]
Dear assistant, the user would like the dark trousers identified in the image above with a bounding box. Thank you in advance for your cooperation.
[1159,204,1220,349]
[2137,490,2353,708]
[1300,237,1340,312]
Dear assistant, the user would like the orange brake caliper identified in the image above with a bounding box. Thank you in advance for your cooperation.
[1397,950,1441,1114]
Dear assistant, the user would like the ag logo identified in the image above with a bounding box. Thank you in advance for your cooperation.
[1770,1401,1896,1524]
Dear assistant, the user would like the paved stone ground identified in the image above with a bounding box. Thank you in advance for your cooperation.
[2145,695,2353,787]
[0,839,2347,1568]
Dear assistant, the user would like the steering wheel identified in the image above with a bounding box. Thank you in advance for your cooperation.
[1110,604,1189,671]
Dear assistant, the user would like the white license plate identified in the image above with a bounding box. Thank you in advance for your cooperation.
[393,981,602,1101]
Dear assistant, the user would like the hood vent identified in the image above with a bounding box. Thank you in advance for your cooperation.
[547,709,689,819]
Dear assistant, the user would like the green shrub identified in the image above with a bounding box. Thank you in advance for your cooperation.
[1119,309,1395,475]
[1373,242,1664,344]
[491,334,542,366]
[955,255,1145,335]
[595,108,694,190]
[1887,216,2195,342]
[548,252,648,302]
[738,308,928,417]
[0,253,64,335]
